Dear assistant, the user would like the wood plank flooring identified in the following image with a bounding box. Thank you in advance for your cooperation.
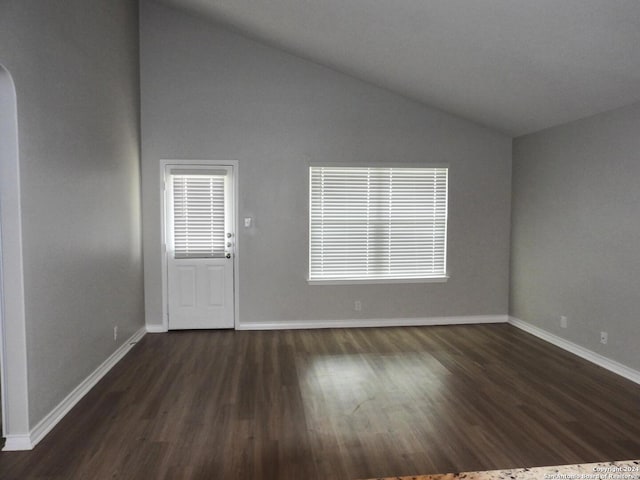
[1,324,640,479]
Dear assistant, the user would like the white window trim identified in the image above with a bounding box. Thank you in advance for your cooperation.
[307,276,449,285]
[307,164,449,285]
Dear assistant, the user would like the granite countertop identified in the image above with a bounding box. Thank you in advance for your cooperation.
[365,460,640,480]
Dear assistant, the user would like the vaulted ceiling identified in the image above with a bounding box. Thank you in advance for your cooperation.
[156,0,640,136]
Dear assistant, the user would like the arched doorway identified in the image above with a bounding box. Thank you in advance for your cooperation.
[0,63,31,450]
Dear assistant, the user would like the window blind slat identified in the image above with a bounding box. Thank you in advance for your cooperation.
[309,166,448,281]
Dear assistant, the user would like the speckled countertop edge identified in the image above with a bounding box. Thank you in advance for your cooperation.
[364,459,640,480]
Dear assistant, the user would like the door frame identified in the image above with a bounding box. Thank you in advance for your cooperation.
[159,159,239,331]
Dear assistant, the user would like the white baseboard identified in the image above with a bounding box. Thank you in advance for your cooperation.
[146,325,167,333]
[3,434,33,451]
[3,326,147,451]
[508,316,640,385]
[236,314,508,331]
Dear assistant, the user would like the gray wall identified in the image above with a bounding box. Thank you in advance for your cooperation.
[511,101,640,371]
[0,0,144,426]
[140,1,512,328]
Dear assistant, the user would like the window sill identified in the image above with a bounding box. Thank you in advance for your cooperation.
[307,276,449,286]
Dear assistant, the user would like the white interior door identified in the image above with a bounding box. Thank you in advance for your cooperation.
[166,166,235,329]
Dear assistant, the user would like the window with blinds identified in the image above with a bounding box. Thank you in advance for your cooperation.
[309,166,448,282]
[171,173,226,258]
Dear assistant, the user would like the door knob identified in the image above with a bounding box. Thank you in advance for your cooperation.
[226,233,233,238]
[225,253,231,259]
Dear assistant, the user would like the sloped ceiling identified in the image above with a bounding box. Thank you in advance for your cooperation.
[155,0,640,136]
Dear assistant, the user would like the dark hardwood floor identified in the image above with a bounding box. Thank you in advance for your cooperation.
[1,324,640,479]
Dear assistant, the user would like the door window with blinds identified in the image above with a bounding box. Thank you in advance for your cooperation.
[309,166,448,283]
[168,169,230,258]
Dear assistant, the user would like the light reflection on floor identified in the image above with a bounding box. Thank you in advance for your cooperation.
[298,352,453,442]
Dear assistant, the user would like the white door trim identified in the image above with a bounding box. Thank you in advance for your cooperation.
[159,160,239,331]
[0,63,31,449]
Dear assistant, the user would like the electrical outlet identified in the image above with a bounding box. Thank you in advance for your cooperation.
[354,300,362,312]
[114,326,118,341]
[600,331,608,345]
[560,316,568,328]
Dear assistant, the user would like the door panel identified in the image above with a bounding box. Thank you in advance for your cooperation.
[166,165,235,330]
[206,266,225,306]
[177,266,196,307]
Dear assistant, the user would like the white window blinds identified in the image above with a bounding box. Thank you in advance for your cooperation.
[309,166,448,281]
[171,173,226,258]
